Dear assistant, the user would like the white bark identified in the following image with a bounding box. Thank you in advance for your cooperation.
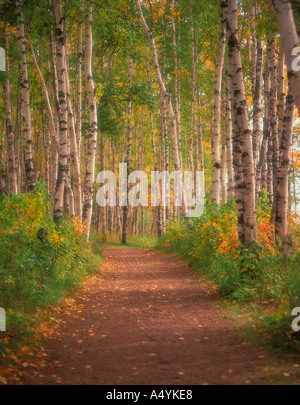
[136,0,181,171]
[273,0,300,113]
[16,0,36,191]
[212,22,226,204]
[3,24,18,195]
[53,0,69,222]
[65,39,82,219]
[83,0,98,240]
[225,0,257,246]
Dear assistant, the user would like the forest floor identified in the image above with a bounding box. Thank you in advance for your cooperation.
[9,246,300,385]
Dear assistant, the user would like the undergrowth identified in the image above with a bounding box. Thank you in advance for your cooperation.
[93,233,158,249]
[157,193,300,353]
[0,183,102,364]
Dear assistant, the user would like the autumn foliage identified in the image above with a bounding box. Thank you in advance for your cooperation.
[158,195,300,351]
[0,184,101,363]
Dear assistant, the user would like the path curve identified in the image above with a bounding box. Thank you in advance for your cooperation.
[16,247,278,385]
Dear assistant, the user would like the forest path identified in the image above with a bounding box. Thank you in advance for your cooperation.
[17,246,292,385]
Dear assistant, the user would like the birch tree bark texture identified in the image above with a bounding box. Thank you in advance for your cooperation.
[272,0,300,113]
[275,85,295,254]
[211,20,226,205]
[3,23,18,195]
[83,0,98,240]
[122,56,134,245]
[223,0,258,247]
[135,0,181,173]
[16,0,36,192]
[53,0,70,223]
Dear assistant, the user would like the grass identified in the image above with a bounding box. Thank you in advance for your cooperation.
[92,232,158,249]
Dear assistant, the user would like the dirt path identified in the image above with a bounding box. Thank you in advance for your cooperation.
[15,247,294,385]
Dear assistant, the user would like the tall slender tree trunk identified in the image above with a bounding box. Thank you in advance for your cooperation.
[268,37,279,218]
[16,0,36,191]
[224,0,257,246]
[272,0,300,113]
[76,6,83,157]
[65,38,82,218]
[256,54,271,199]
[275,85,295,253]
[53,0,69,223]
[172,0,182,168]
[220,129,227,205]
[225,72,234,200]
[26,30,59,196]
[83,0,98,240]
[48,34,59,194]
[212,20,226,204]
[145,45,161,236]
[252,38,263,169]
[198,97,205,173]
[277,45,285,146]
[190,0,197,177]
[100,131,107,240]
[15,84,22,192]
[110,140,116,235]
[136,0,181,172]
[248,2,258,97]
[3,23,18,195]
[122,56,134,244]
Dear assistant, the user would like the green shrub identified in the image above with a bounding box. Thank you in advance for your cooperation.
[0,184,102,362]
[157,195,300,352]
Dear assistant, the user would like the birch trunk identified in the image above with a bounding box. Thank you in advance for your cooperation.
[225,73,234,200]
[172,0,182,166]
[256,56,271,198]
[136,0,181,172]
[3,23,18,195]
[198,97,205,173]
[76,8,83,157]
[122,56,134,244]
[252,39,263,168]
[220,129,227,205]
[225,0,257,246]
[268,38,279,216]
[267,135,273,204]
[277,45,285,145]
[249,3,258,97]
[190,13,197,176]
[100,131,107,239]
[26,30,59,195]
[65,40,82,219]
[83,0,98,240]
[275,85,295,252]
[145,45,161,236]
[228,71,244,237]
[16,0,36,191]
[212,21,226,204]
[53,0,69,223]
[272,0,300,113]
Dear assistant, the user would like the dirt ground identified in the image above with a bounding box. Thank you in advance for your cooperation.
[13,246,300,385]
